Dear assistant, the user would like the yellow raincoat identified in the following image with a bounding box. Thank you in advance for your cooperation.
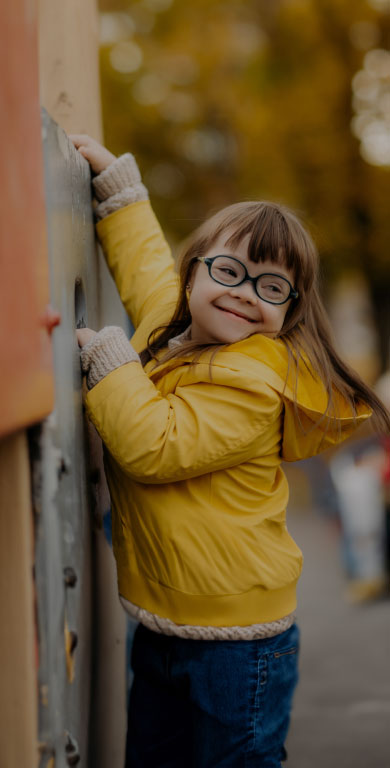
[85,201,371,627]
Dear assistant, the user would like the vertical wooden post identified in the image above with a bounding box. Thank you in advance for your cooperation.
[0,433,38,768]
[38,0,103,139]
[0,0,51,764]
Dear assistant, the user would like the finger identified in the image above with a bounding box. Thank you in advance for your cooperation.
[76,328,90,346]
[77,328,97,347]
[69,134,93,148]
[78,146,92,158]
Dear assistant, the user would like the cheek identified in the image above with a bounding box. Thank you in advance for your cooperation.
[189,275,216,308]
[277,304,291,329]
[187,286,204,319]
[264,304,289,330]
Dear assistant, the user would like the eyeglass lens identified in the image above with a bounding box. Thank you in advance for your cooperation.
[210,256,291,303]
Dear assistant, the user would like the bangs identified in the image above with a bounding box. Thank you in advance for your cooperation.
[191,202,316,289]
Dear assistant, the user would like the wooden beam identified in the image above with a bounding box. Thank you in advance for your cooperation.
[0,432,38,768]
[38,0,103,139]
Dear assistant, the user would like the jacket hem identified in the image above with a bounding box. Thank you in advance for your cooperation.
[117,569,298,626]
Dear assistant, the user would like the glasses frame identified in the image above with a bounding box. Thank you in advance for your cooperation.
[198,255,299,306]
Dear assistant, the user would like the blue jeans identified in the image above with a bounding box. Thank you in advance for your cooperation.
[125,622,299,767]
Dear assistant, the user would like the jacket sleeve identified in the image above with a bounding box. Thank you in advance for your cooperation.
[96,200,179,330]
[84,362,281,483]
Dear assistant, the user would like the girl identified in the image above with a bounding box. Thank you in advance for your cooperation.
[71,135,389,767]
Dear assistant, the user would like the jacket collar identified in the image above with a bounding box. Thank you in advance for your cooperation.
[168,325,192,350]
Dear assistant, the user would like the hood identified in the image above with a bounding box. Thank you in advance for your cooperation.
[225,335,372,462]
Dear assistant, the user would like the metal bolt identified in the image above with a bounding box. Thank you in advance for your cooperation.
[63,567,78,588]
[69,630,78,655]
[58,455,71,479]
[65,732,80,766]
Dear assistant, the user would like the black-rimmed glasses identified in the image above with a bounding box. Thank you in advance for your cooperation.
[197,255,298,305]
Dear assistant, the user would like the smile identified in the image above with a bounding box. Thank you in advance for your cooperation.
[215,306,256,323]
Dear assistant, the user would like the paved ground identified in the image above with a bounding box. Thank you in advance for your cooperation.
[285,496,390,768]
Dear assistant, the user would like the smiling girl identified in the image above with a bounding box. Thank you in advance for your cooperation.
[70,135,389,768]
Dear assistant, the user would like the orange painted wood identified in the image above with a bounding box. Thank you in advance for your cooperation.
[0,1,54,437]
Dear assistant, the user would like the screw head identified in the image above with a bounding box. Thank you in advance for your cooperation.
[65,732,80,766]
[63,567,77,588]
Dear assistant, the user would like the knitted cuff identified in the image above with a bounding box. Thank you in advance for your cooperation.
[94,184,149,220]
[80,326,140,390]
[92,153,149,220]
[92,153,143,201]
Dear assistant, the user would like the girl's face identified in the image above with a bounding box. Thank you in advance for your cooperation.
[188,233,296,344]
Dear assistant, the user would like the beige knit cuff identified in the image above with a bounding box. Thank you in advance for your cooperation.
[93,153,143,200]
[80,326,140,389]
[95,185,149,220]
[92,153,149,220]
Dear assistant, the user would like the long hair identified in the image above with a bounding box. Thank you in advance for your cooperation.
[141,201,390,433]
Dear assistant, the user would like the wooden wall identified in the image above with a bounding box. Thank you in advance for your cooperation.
[38,0,103,139]
[0,2,103,766]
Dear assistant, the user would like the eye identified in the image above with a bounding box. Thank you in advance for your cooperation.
[220,266,239,277]
[211,256,245,284]
[257,275,289,301]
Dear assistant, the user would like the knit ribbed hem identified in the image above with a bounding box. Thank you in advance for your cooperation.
[95,184,149,220]
[120,595,296,640]
[168,325,192,349]
[80,326,140,389]
[118,569,298,629]
[92,152,149,220]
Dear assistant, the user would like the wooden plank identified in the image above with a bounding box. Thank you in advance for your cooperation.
[0,432,38,768]
[38,0,103,139]
[0,1,54,437]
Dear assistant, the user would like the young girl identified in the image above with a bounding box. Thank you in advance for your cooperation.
[70,135,389,768]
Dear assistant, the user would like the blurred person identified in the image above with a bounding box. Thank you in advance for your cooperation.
[330,439,388,600]
[329,365,390,601]
[70,134,390,768]
[376,367,390,577]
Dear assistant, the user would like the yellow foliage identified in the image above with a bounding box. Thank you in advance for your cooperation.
[99,0,390,363]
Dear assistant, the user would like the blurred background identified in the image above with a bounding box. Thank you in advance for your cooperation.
[97,1,390,765]
[99,0,390,380]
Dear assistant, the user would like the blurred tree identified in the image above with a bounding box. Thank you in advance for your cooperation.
[98,0,390,370]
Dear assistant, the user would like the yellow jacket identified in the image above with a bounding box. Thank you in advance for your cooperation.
[85,201,371,627]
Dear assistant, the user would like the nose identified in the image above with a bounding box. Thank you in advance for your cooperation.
[228,280,258,304]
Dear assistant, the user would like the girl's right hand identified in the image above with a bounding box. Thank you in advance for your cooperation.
[69,134,117,174]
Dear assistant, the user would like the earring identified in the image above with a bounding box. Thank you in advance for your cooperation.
[185,284,191,300]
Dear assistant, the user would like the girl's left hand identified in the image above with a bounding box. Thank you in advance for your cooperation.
[77,328,97,347]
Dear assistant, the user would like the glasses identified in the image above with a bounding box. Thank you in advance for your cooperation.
[198,255,298,305]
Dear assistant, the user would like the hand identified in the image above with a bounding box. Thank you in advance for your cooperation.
[77,328,97,347]
[69,134,116,174]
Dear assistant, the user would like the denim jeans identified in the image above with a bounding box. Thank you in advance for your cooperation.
[125,622,299,767]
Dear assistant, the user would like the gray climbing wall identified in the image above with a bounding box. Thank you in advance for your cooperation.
[31,110,129,768]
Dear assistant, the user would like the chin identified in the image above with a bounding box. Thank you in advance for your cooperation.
[221,332,252,344]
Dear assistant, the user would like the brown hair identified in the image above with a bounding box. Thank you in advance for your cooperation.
[141,201,390,433]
